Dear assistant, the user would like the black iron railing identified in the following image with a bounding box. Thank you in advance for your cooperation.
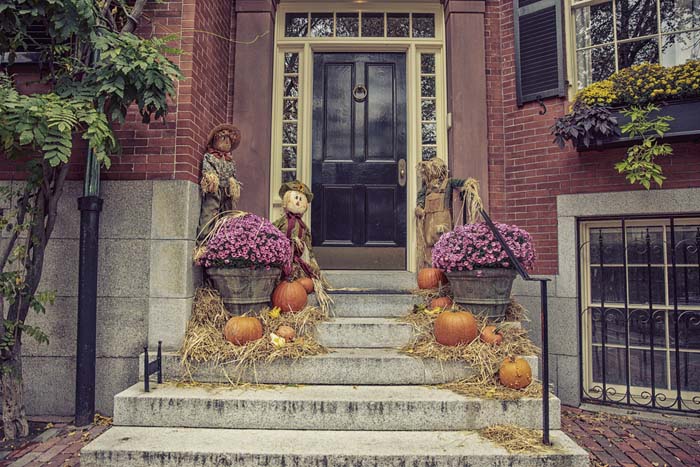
[143,341,163,392]
[480,210,552,445]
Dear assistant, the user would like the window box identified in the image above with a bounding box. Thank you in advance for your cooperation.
[577,99,700,151]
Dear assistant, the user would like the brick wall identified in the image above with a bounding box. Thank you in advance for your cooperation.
[484,0,700,275]
[3,0,235,184]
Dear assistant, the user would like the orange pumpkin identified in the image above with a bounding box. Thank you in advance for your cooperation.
[223,316,263,346]
[276,325,296,341]
[480,325,504,346]
[296,277,315,294]
[430,296,453,309]
[272,280,308,312]
[498,356,532,389]
[434,310,478,346]
[417,268,448,289]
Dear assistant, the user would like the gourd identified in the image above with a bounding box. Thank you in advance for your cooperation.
[276,325,296,341]
[433,310,478,346]
[430,296,453,309]
[498,356,532,389]
[296,277,314,294]
[480,325,504,346]
[417,268,448,289]
[223,316,263,345]
[272,280,308,312]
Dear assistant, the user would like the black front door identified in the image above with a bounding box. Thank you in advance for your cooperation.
[311,53,407,270]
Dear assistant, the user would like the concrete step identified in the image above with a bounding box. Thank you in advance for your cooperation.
[326,270,416,291]
[315,318,414,348]
[81,426,589,467]
[150,349,475,385]
[114,383,561,430]
[329,293,417,318]
[147,350,539,386]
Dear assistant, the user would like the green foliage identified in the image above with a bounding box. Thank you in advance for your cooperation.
[614,104,674,190]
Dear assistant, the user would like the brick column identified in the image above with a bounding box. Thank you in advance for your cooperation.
[232,0,276,216]
[444,0,489,208]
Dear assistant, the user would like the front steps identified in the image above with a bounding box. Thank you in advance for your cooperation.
[82,271,588,467]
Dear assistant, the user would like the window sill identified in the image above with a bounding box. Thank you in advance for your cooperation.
[577,99,700,152]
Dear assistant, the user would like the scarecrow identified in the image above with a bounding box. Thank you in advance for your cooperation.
[197,124,243,242]
[415,158,482,269]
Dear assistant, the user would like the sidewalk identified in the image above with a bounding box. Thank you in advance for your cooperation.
[2,406,698,466]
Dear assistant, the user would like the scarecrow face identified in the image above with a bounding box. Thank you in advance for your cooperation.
[284,190,308,215]
[212,129,238,152]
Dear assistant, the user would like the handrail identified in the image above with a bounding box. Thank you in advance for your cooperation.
[479,209,551,445]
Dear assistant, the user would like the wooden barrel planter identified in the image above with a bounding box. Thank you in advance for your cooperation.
[207,267,281,315]
[446,268,517,320]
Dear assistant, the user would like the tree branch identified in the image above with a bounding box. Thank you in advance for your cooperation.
[121,0,148,34]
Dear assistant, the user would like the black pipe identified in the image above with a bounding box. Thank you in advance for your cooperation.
[74,195,103,426]
[540,279,550,445]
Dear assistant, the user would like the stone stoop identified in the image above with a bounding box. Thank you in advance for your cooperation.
[81,271,589,467]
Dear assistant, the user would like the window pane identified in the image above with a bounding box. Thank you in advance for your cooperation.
[421,76,436,97]
[282,171,297,183]
[336,13,359,37]
[626,227,664,265]
[589,228,625,265]
[421,99,436,121]
[669,309,700,349]
[362,13,384,37]
[283,99,298,121]
[422,123,437,144]
[285,13,308,37]
[590,266,627,303]
[284,76,299,97]
[590,307,628,345]
[628,308,667,346]
[628,267,666,305]
[629,349,667,389]
[671,351,700,392]
[661,31,700,66]
[413,13,435,38]
[575,3,614,48]
[661,0,700,33]
[282,123,297,144]
[310,13,333,37]
[576,45,615,88]
[282,146,297,169]
[669,225,700,266]
[284,53,299,74]
[592,346,629,386]
[387,13,410,37]
[618,38,660,68]
[422,147,437,160]
[615,0,658,40]
[421,54,436,74]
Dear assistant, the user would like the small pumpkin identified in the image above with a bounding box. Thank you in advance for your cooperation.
[430,296,453,309]
[433,310,478,346]
[417,268,448,289]
[480,325,504,346]
[498,356,532,389]
[296,277,315,294]
[223,316,263,346]
[272,280,308,312]
[276,325,296,341]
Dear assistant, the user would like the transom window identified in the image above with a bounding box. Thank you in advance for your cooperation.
[572,0,700,88]
[579,216,700,414]
[284,12,435,39]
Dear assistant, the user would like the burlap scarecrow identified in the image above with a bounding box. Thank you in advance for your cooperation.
[415,158,482,269]
[197,124,243,241]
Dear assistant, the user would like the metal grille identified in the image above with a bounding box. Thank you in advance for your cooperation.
[578,215,700,414]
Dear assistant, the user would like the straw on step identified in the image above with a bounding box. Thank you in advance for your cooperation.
[479,425,553,454]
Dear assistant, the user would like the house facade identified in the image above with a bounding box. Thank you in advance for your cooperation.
[5,0,699,416]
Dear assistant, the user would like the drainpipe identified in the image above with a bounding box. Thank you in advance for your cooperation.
[74,141,102,426]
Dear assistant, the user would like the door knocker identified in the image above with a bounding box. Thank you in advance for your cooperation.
[353,84,368,102]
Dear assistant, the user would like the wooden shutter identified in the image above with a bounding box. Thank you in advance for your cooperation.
[514,0,566,106]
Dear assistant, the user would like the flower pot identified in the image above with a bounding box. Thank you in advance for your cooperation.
[207,267,281,315]
[446,268,517,320]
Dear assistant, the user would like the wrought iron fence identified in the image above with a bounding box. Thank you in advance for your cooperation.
[577,215,700,414]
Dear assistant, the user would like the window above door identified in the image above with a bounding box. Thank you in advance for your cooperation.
[283,12,436,39]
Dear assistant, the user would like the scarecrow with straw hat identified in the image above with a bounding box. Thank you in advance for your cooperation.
[197,124,243,241]
[415,157,482,269]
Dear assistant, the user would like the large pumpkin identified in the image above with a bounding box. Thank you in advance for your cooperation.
[430,296,453,309]
[223,316,263,346]
[296,277,314,294]
[433,310,478,346]
[417,268,448,289]
[498,356,532,389]
[272,280,308,312]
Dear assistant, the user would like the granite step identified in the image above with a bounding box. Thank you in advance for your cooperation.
[81,426,589,467]
[113,383,560,431]
[325,270,416,291]
[315,317,414,348]
[327,292,418,317]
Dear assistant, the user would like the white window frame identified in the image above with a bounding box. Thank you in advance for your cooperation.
[269,1,448,272]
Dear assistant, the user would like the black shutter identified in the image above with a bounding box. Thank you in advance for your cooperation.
[514,0,566,106]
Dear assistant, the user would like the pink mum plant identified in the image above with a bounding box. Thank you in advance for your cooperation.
[432,222,536,273]
[198,213,292,269]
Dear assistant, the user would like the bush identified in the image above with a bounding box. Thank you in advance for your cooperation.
[432,223,535,272]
